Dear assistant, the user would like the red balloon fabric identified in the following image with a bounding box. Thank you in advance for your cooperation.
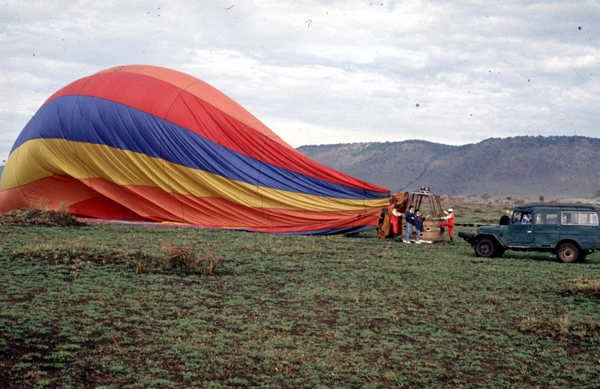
[0,65,390,234]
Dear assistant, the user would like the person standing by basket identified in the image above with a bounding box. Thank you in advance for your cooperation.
[441,208,455,243]
[403,205,416,243]
[390,204,402,240]
[414,209,426,244]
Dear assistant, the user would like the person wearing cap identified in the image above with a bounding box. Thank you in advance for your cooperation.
[499,210,510,226]
[403,205,416,243]
[440,208,455,242]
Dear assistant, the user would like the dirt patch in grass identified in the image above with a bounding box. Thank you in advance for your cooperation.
[11,247,128,266]
[0,330,124,389]
[0,334,30,386]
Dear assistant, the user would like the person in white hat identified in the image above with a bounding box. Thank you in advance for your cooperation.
[499,210,510,225]
[440,208,455,242]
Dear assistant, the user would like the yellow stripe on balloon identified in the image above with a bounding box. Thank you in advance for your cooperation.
[1,139,389,212]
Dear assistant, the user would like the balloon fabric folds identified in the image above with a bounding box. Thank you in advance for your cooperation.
[0,65,390,234]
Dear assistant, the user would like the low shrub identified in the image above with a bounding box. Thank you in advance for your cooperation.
[519,314,600,340]
[135,243,224,275]
[564,277,600,297]
[0,208,86,227]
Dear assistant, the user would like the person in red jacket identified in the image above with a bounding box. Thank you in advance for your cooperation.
[441,208,455,242]
[390,204,402,239]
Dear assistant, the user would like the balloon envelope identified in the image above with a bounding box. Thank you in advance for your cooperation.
[0,65,390,234]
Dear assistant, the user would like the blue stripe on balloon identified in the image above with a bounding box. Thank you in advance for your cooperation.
[278,225,376,235]
[12,95,387,200]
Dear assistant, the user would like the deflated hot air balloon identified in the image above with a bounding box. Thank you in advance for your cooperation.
[0,65,390,234]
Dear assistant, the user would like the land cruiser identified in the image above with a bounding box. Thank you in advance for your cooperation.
[458,203,600,263]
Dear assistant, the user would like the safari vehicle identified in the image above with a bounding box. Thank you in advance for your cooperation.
[458,203,600,263]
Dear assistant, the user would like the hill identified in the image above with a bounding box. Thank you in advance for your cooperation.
[298,136,600,202]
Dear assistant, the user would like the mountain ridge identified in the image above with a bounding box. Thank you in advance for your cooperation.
[298,136,600,202]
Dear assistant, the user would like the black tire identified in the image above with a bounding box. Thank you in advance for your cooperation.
[458,232,475,239]
[557,242,579,263]
[577,249,589,263]
[493,246,505,258]
[458,232,476,245]
[475,238,495,258]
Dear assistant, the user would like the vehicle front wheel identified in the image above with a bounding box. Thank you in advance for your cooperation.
[557,242,579,263]
[475,238,495,258]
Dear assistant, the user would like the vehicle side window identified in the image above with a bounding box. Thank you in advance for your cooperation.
[512,212,521,224]
[561,211,599,226]
[536,212,558,225]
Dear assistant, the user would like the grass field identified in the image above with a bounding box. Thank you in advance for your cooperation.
[1,205,599,388]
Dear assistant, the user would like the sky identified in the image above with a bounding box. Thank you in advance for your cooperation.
[1,0,599,164]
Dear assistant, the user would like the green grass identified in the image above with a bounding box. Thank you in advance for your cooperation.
[1,207,600,388]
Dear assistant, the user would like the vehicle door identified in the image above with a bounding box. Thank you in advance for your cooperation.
[532,209,560,249]
[509,210,534,244]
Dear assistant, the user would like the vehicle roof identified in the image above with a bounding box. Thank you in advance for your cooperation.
[512,202,600,211]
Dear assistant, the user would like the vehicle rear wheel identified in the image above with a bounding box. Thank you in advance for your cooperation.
[557,242,579,263]
[475,238,495,258]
